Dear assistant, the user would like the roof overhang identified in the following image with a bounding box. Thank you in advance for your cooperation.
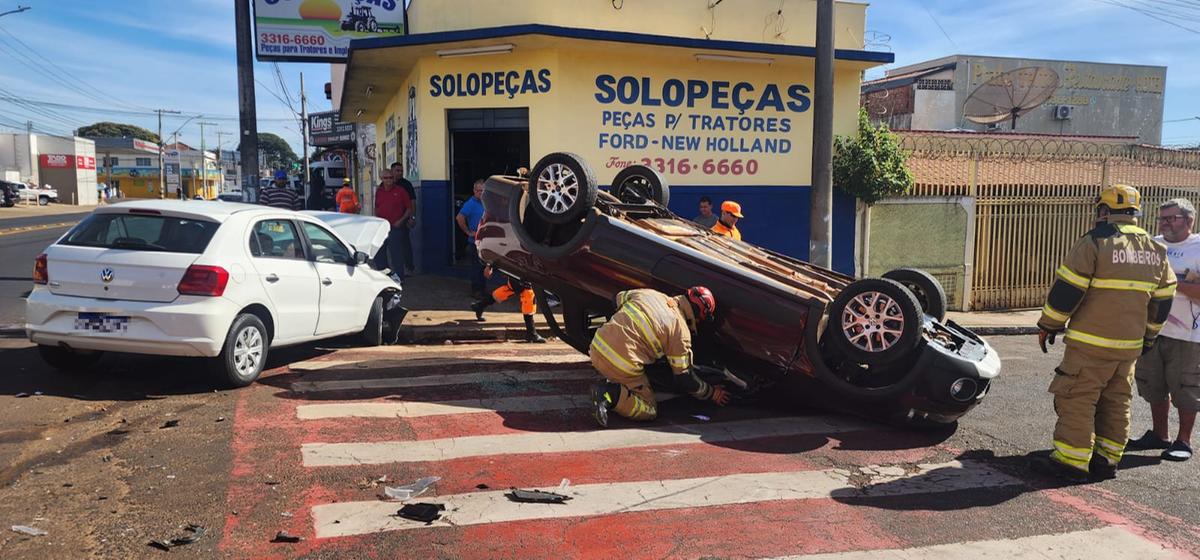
[340,23,895,122]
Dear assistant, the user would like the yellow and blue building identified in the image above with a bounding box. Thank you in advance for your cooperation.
[334,0,891,275]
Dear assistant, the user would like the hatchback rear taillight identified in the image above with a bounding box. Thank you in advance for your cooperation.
[177,265,229,296]
[32,253,48,285]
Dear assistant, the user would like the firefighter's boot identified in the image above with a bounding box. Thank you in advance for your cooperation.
[1088,454,1118,481]
[523,314,546,343]
[470,293,495,321]
[589,382,620,428]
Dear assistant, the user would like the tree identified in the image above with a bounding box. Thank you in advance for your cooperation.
[833,108,914,205]
[240,132,298,171]
[77,121,160,144]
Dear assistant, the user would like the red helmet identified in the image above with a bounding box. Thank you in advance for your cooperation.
[686,286,716,323]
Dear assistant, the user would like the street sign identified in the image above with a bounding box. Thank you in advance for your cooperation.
[308,111,356,147]
[253,0,407,63]
[164,149,181,194]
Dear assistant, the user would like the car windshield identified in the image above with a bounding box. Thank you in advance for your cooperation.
[61,213,219,254]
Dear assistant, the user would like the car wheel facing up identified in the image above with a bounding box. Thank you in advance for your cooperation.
[529,152,598,224]
[882,268,948,321]
[611,165,670,207]
[826,278,923,367]
[213,314,268,388]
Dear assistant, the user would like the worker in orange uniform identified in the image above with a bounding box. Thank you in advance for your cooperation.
[470,265,546,343]
[588,286,729,427]
[711,200,743,240]
[335,178,360,213]
[1036,184,1176,482]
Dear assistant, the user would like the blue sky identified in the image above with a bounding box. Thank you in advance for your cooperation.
[0,0,1196,153]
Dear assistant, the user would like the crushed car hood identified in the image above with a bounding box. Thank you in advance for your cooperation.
[303,211,390,258]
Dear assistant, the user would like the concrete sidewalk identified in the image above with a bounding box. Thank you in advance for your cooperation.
[398,274,1041,343]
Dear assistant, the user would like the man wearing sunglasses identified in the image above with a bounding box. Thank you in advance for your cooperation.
[1129,199,1199,462]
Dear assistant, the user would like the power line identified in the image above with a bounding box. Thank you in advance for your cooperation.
[919,1,959,49]
[0,95,297,122]
[1164,116,1200,123]
[1092,0,1200,34]
[0,23,150,111]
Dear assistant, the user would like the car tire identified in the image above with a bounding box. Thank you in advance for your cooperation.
[882,268,947,321]
[38,196,49,206]
[528,152,598,224]
[361,296,384,346]
[38,344,103,372]
[211,314,268,388]
[826,278,922,367]
[611,165,670,206]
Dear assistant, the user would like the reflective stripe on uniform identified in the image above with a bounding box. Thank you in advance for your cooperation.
[590,335,640,377]
[621,302,663,357]
[1056,265,1091,289]
[667,354,689,370]
[1117,224,1149,236]
[1094,435,1125,464]
[1090,278,1157,293]
[1052,440,1092,470]
[1041,304,1070,323]
[1064,329,1144,350]
[1154,285,1177,298]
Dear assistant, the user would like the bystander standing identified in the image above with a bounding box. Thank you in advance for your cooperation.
[259,170,301,210]
[694,196,718,228]
[711,200,744,240]
[390,161,417,273]
[375,169,413,283]
[457,179,487,298]
[336,178,360,213]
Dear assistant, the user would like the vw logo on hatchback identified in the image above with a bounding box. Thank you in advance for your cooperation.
[100,268,114,283]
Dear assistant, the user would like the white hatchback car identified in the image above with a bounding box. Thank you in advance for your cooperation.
[25,200,403,386]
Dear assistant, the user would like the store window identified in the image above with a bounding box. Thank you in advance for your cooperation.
[136,157,152,167]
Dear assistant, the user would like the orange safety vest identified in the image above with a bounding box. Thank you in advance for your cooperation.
[336,186,360,213]
[711,220,741,241]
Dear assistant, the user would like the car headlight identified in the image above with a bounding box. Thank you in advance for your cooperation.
[949,378,978,402]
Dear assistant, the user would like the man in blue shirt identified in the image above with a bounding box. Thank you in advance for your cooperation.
[456,179,487,298]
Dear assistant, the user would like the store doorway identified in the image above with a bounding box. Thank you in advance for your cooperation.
[448,108,529,266]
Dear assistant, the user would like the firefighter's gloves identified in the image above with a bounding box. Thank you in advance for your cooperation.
[710,386,731,406]
[1038,328,1061,354]
[1142,338,1156,356]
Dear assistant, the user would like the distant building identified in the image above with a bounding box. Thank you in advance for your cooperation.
[0,132,98,205]
[861,55,1166,144]
[91,138,222,199]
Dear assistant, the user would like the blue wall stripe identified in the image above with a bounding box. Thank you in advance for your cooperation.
[417,181,857,277]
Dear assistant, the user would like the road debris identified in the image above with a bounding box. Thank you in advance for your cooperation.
[396,502,445,523]
[475,483,490,490]
[148,524,204,551]
[280,511,293,518]
[506,488,573,504]
[271,531,303,543]
[11,525,48,536]
[160,419,180,429]
[14,392,29,398]
[692,414,711,422]
[383,476,440,501]
[215,417,226,423]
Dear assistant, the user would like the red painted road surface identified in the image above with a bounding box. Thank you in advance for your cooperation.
[217,342,1200,559]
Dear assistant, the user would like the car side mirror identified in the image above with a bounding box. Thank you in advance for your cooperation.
[351,251,369,266]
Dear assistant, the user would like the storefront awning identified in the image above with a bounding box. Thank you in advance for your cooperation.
[340,23,894,122]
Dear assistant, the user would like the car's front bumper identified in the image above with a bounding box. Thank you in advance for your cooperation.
[25,288,238,358]
[898,326,1002,424]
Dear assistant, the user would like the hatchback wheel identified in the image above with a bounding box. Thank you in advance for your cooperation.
[529,152,598,224]
[825,278,922,366]
[38,344,103,372]
[212,314,268,387]
[361,296,384,346]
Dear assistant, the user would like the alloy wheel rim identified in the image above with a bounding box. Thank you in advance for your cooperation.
[233,325,263,377]
[842,291,905,353]
[535,163,579,215]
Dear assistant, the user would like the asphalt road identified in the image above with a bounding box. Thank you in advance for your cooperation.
[0,211,89,326]
[0,334,1195,558]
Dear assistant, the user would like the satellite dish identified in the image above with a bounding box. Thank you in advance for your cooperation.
[963,66,1060,130]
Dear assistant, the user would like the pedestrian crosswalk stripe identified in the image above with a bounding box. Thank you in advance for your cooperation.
[301,416,875,467]
[761,526,1175,559]
[296,395,590,419]
[287,368,596,393]
[311,460,1021,538]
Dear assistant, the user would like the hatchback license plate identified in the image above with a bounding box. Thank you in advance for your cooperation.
[75,312,130,333]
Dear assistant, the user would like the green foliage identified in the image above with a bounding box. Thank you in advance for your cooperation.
[240,133,298,171]
[833,109,914,205]
[77,122,160,144]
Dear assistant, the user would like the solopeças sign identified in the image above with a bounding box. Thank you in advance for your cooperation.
[308,111,356,147]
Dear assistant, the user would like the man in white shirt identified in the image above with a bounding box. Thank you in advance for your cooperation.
[1131,198,1200,461]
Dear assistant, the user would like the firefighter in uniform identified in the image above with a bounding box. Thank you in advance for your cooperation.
[470,265,546,343]
[1037,184,1176,482]
[588,286,729,427]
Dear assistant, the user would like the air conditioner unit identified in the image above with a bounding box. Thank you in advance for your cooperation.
[1054,105,1074,120]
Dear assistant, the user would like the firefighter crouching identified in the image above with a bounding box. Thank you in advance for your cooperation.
[1036,184,1176,482]
[588,287,729,427]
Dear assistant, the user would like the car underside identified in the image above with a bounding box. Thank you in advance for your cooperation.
[477,153,1000,426]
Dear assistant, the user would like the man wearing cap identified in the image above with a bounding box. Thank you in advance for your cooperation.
[711,200,743,240]
[335,178,360,214]
[259,170,301,211]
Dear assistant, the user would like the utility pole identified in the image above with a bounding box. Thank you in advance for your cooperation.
[198,121,217,199]
[808,0,835,268]
[234,0,260,202]
[300,72,311,207]
[216,130,232,192]
[155,108,180,199]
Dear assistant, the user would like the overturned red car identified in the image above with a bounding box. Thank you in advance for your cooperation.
[476,152,1000,425]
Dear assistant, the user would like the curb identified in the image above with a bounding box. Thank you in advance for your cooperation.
[399,324,547,344]
[969,326,1040,336]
